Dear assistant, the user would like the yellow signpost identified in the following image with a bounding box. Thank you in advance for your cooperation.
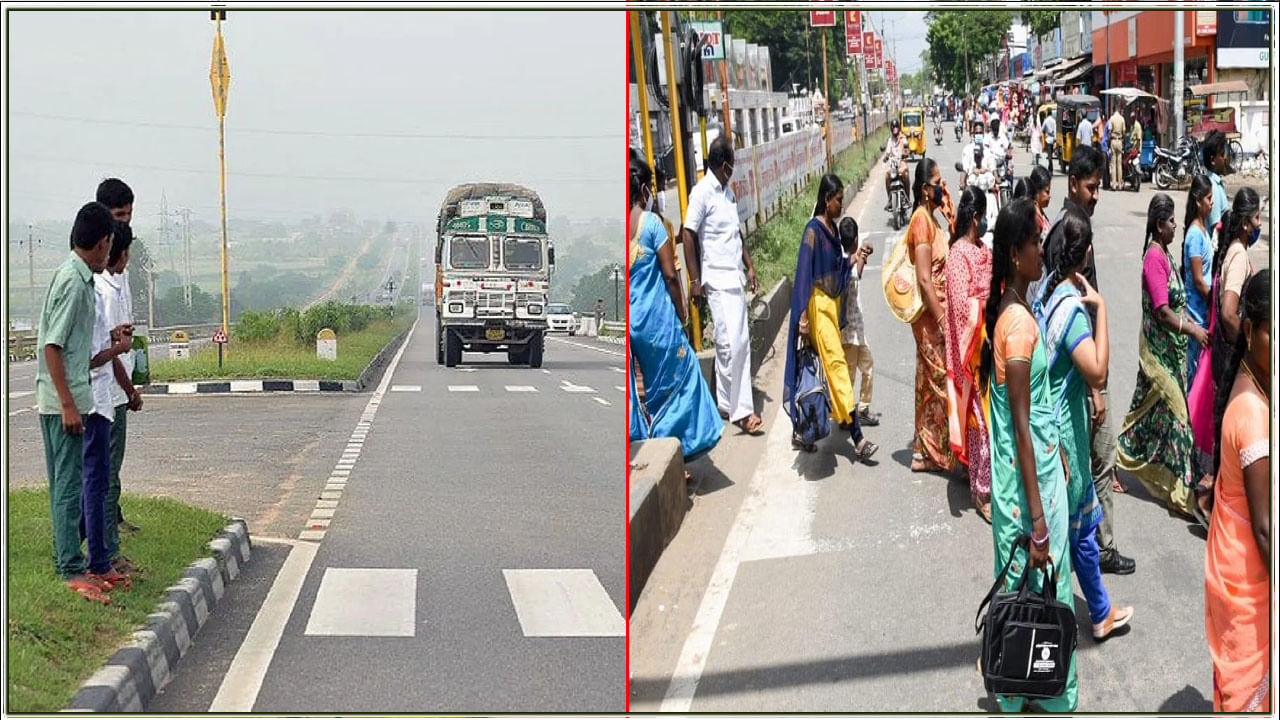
[210,11,231,364]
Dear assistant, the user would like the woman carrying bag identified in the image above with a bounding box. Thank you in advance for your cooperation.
[783,174,878,462]
[980,199,1078,713]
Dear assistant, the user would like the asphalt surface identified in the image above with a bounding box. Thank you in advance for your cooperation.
[629,119,1270,712]
[77,308,626,712]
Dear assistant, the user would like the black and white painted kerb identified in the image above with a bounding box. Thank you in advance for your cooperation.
[65,520,253,712]
[140,379,351,395]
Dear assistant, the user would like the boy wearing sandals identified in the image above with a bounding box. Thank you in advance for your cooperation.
[838,217,880,427]
[37,202,129,603]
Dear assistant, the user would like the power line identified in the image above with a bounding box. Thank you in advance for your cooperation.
[10,111,615,141]
[10,153,613,186]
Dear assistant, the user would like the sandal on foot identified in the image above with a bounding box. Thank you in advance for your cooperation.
[792,434,817,453]
[1111,476,1127,494]
[855,440,879,463]
[95,569,132,591]
[66,576,112,605]
[973,494,993,525]
[734,415,765,436]
[857,409,881,427]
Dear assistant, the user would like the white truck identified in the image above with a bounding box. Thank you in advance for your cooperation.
[434,183,554,368]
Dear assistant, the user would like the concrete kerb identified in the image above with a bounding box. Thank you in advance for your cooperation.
[65,519,253,712]
[627,437,687,615]
[696,275,793,398]
[137,324,412,395]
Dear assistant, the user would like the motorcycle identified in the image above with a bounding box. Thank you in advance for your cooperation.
[955,159,998,247]
[1153,135,1201,190]
[954,122,963,142]
[995,150,1015,209]
[888,160,910,231]
[1122,146,1142,192]
[934,122,943,145]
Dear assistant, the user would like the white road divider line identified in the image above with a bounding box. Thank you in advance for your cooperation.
[390,384,422,392]
[448,385,479,392]
[593,397,611,407]
[545,336,625,357]
[208,540,319,711]
[505,386,538,393]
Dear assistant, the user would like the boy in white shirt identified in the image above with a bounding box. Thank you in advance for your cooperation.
[838,218,879,426]
[85,234,136,588]
[96,221,143,573]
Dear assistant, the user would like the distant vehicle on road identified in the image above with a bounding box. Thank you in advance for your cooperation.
[546,303,577,335]
[434,182,554,368]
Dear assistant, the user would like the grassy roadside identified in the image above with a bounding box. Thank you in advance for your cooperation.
[150,314,413,382]
[7,490,228,712]
[751,127,890,292]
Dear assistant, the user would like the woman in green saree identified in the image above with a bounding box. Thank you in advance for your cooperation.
[980,198,1077,712]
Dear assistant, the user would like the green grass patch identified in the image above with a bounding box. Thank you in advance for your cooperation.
[6,489,228,712]
[151,314,412,381]
[751,127,890,292]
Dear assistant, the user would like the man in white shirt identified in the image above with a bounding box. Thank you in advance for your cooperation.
[1076,112,1094,148]
[96,178,143,544]
[1042,111,1058,159]
[85,241,136,586]
[681,136,763,435]
[962,120,997,192]
[95,221,143,574]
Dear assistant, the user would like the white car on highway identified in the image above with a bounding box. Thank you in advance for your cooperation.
[546,303,578,335]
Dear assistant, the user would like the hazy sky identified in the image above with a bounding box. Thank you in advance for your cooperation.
[865,11,930,76]
[7,9,621,229]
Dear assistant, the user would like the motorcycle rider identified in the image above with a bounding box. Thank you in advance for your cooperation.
[883,119,909,211]
[962,120,998,243]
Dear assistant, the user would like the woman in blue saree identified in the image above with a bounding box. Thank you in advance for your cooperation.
[783,174,878,461]
[628,152,722,461]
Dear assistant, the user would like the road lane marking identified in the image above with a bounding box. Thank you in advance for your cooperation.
[208,540,319,711]
[305,568,417,637]
[503,569,624,637]
[505,385,538,393]
[448,385,479,392]
[660,403,791,712]
[594,397,611,406]
[545,336,625,357]
[9,407,34,417]
[390,384,421,392]
[615,386,626,392]
[8,391,34,399]
[561,381,596,393]
[612,367,625,374]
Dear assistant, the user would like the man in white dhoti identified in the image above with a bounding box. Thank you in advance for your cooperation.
[681,137,763,435]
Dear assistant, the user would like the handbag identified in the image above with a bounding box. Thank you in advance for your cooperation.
[975,535,1077,700]
[789,343,831,447]
[881,223,925,324]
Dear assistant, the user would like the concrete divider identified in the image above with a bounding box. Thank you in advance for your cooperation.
[627,437,687,615]
[696,275,793,398]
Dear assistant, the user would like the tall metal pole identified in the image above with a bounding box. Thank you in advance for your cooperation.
[661,10,702,350]
[1105,11,1111,109]
[822,28,832,169]
[212,12,231,357]
[630,13,658,194]
[27,224,36,322]
[1173,10,1186,141]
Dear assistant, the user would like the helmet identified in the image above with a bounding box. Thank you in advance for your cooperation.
[891,119,900,134]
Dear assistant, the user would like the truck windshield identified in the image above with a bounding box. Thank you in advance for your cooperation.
[450,236,489,269]
[503,237,543,270]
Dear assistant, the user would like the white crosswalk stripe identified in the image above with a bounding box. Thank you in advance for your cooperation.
[305,568,417,637]
[503,569,624,637]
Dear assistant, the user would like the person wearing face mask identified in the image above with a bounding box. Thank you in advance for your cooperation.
[628,150,722,466]
[1041,145,1136,576]
[1188,187,1262,520]
[1116,194,1209,521]
[906,158,957,474]
[944,187,993,522]
[681,137,763,436]
[962,121,996,192]
[1027,166,1053,239]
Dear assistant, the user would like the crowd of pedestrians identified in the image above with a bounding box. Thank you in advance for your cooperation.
[37,178,144,605]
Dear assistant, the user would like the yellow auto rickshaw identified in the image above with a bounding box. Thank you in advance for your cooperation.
[1055,94,1101,174]
[901,106,926,159]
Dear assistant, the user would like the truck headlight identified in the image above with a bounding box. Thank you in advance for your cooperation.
[449,303,463,313]
[527,304,543,315]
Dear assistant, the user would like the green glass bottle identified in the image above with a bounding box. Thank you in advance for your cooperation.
[131,334,150,386]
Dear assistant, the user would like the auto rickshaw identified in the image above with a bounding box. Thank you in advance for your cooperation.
[901,106,926,159]
[1055,94,1102,174]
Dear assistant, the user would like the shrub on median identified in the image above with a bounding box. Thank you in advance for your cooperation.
[234,303,401,346]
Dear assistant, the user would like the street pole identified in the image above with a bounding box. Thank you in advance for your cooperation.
[661,10,702,350]
[27,223,36,324]
[1105,11,1111,110]
[822,27,832,170]
[1173,10,1185,141]
[629,12,658,193]
[211,11,231,364]
[613,265,621,322]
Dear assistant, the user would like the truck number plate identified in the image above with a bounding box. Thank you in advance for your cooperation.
[485,328,506,341]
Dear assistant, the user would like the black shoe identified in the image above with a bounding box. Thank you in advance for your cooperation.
[1099,551,1136,575]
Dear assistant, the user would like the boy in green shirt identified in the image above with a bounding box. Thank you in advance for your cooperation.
[36,202,125,604]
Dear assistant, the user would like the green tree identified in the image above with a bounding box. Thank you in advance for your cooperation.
[925,10,1013,94]
[1022,8,1061,39]
[570,264,624,320]
[718,10,847,96]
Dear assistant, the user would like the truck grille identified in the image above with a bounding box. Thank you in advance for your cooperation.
[476,291,513,317]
